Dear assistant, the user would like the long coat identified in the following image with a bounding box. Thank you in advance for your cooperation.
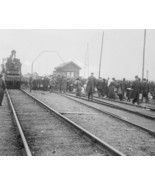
[131,80,141,99]
[141,81,149,93]
[121,81,127,96]
[96,79,103,90]
[61,77,67,92]
[75,80,82,96]
[86,76,96,93]
[108,82,116,99]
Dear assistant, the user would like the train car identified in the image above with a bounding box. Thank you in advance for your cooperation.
[2,50,22,89]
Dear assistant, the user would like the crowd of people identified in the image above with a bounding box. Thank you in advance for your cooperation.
[28,75,86,93]
[27,73,155,105]
[0,72,155,107]
[85,73,155,104]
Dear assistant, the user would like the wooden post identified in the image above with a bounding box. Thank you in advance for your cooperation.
[99,31,104,78]
[142,29,146,82]
[146,70,149,81]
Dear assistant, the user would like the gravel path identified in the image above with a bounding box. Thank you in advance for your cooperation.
[26,90,155,156]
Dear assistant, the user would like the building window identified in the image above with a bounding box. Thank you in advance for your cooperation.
[67,72,74,78]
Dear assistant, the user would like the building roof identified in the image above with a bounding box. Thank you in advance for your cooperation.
[55,61,81,70]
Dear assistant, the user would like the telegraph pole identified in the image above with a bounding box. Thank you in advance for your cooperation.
[146,70,149,81]
[84,44,89,78]
[142,29,146,82]
[99,30,104,78]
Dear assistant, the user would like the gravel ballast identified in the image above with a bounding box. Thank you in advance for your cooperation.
[9,90,109,156]
[26,90,155,156]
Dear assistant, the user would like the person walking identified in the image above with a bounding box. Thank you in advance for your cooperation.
[56,75,62,93]
[104,78,110,97]
[121,78,127,100]
[108,78,117,100]
[61,76,67,94]
[86,73,96,101]
[117,82,123,101]
[29,76,33,92]
[96,77,104,97]
[141,78,150,103]
[132,76,141,105]
[0,74,6,106]
[75,78,82,96]
[49,76,55,93]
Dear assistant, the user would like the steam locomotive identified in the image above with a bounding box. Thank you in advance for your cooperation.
[1,50,22,89]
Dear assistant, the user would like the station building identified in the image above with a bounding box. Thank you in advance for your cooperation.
[53,61,81,79]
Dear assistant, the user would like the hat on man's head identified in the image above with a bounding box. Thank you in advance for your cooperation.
[11,50,16,54]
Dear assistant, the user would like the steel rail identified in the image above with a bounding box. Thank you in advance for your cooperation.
[62,93,155,137]
[68,93,155,120]
[92,95,155,111]
[21,89,125,156]
[90,96,155,120]
[6,89,32,156]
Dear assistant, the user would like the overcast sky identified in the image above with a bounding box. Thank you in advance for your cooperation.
[0,29,154,81]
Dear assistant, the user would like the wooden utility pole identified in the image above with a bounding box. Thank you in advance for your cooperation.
[146,70,149,81]
[84,44,89,78]
[142,29,146,82]
[99,31,104,78]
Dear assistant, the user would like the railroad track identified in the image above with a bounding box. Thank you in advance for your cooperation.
[61,93,155,136]
[5,89,124,156]
[79,94,155,120]
[93,94,155,111]
[0,93,25,155]
[21,90,155,155]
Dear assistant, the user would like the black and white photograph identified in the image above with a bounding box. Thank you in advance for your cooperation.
[0,29,155,156]
[0,0,155,184]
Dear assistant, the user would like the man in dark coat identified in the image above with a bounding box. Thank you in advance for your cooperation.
[104,78,110,97]
[56,75,62,92]
[61,76,67,93]
[96,77,104,97]
[108,78,117,100]
[141,78,150,103]
[132,76,141,105]
[121,78,127,100]
[86,73,96,101]
[75,78,82,96]
[49,76,56,93]
[0,74,6,106]
[29,76,33,92]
